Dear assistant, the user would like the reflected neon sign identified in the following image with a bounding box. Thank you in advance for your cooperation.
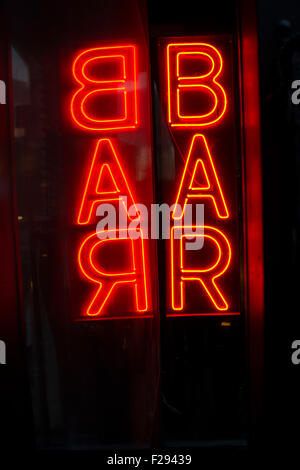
[71,45,151,319]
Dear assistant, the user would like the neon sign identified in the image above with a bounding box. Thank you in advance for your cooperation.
[172,134,229,220]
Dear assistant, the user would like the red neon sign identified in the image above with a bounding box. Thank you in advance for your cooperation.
[71,45,138,131]
[70,43,154,320]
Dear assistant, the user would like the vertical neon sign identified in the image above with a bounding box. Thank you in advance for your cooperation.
[162,38,241,316]
[70,45,152,320]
